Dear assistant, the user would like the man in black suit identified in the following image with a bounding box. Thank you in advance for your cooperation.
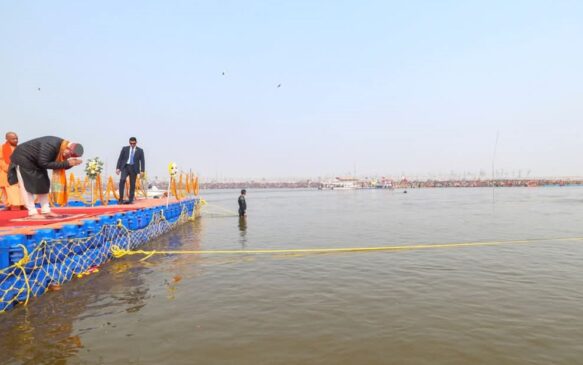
[116,137,145,204]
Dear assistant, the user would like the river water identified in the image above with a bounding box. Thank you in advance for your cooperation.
[1,187,583,364]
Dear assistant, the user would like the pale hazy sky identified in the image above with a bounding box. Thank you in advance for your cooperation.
[1,1,582,180]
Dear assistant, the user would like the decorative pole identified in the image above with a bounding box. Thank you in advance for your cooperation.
[166,179,171,208]
[85,157,103,207]
[167,162,177,208]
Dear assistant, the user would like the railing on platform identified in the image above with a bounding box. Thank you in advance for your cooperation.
[49,172,200,207]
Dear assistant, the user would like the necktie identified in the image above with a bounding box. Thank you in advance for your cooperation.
[129,147,135,164]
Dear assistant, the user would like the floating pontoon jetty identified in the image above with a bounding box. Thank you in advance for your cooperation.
[0,197,200,313]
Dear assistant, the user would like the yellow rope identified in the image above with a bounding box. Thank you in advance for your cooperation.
[13,244,31,306]
[199,201,238,217]
[110,236,583,260]
[111,245,157,261]
[5,233,581,310]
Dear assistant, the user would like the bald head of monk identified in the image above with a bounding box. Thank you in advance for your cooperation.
[5,132,18,147]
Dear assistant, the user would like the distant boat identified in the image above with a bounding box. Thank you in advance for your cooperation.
[374,179,394,189]
[318,177,358,190]
[147,186,167,199]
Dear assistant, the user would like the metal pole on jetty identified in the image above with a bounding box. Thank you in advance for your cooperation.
[166,178,171,208]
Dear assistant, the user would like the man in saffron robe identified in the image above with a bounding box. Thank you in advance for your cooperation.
[0,132,23,210]
[8,136,84,219]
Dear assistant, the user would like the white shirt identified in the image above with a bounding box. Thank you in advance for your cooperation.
[126,147,135,164]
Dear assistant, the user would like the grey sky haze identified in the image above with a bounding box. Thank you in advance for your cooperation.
[1,1,582,180]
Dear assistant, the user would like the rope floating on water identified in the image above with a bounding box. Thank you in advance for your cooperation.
[110,236,583,260]
[201,200,239,217]
[198,202,239,217]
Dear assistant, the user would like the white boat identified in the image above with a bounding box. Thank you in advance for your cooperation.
[318,177,358,190]
[373,178,394,189]
[147,186,167,198]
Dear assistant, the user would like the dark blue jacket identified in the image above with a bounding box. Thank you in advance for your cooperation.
[116,146,145,174]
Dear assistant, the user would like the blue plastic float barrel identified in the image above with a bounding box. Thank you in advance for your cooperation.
[82,220,98,235]
[126,212,138,230]
[29,269,50,297]
[112,213,127,228]
[0,237,9,270]
[59,224,79,238]
[6,234,28,268]
[60,224,87,255]
[33,228,56,242]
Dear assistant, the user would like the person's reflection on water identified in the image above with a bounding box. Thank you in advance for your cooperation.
[238,216,247,248]
[191,217,204,251]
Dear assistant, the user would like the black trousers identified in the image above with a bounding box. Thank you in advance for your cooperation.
[119,164,137,202]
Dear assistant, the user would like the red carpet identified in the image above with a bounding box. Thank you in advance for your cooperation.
[0,206,131,229]
[0,198,180,235]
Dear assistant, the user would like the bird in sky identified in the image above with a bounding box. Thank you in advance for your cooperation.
[37,88,41,91]
[277,84,281,88]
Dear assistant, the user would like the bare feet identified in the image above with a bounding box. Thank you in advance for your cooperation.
[26,215,47,220]
[43,212,64,219]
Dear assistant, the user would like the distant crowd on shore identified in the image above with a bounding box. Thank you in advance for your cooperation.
[201,178,583,190]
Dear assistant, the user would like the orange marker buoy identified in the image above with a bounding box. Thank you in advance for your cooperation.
[48,284,62,291]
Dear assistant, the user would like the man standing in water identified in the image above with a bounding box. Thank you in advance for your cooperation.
[238,189,247,217]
